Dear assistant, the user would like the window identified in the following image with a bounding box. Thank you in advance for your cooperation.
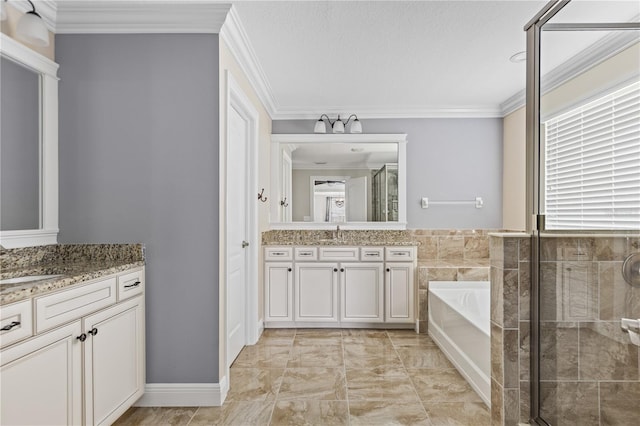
[544,81,640,230]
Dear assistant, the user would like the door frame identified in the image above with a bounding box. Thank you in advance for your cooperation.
[222,70,259,376]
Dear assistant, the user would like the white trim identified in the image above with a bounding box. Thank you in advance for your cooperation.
[272,133,408,144]
[500,29,640,116]
[220,6,278,118]
[268,222,408,231]
[55,1,231,34]
[134,379,229,407]
[272,106,503,119]
[0,33,59,249]
[256,319,264,339]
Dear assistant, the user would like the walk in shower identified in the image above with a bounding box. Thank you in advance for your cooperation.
[526,1,640,424]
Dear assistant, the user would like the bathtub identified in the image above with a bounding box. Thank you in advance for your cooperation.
[428,281,490,406]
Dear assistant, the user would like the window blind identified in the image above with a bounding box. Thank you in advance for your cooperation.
[545,80,640,230]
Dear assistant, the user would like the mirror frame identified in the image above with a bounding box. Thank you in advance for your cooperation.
[270,133,408,230]
[0,34,59,248]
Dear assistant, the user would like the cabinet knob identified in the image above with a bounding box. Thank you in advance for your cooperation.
[333,268,338,272]
[1,321,20,331]
[340,268,345,272]
[88,327,98,336]
[77,333,87,342]
[386,268,390,272]
[288,268,292,272]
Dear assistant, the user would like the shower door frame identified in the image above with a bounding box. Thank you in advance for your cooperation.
[524,1,640,424]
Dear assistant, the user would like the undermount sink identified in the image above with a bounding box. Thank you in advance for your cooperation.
[0,274,63,286]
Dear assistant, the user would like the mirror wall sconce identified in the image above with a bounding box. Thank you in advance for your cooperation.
[257,188,268,202]
[1,0,50,47]
[314,114,362,134]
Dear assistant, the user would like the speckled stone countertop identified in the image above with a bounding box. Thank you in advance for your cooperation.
[262,230,419,246]
[1,244,145,305]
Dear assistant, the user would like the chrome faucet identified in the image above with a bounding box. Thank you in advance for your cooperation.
[335,225,343,242]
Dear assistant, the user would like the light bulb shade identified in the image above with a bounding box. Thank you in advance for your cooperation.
[332,119,345,133]
[1,1,7,22]
[314,119,327,133]
[16,12,49,47]
[350,119,362,133]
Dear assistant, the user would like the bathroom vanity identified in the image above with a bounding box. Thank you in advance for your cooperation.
[263,234,418,329]
[0,244,145,426]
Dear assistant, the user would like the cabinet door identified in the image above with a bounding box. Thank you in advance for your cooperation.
[385,263,415,323]
[340,263,384,322]
[264,262,294,321]
[84,296,145,426]
[295,263,339,322]
[1,321,83,426]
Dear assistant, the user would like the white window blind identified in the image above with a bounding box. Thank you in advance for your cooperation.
[544,81,640,230]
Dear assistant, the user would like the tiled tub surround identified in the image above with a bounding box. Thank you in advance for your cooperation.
[490,234,640,426]
[0,244,145,305]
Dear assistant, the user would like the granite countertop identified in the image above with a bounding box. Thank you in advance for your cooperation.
[262,229,419,246]
[1,244,145,306]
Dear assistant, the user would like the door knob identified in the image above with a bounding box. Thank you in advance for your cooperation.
[242,241,249,248]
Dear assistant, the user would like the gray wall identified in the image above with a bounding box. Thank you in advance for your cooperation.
[57,34,220,383]
[273,119,503,229]
[1,57,40,230]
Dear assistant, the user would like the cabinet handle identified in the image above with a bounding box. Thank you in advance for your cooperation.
[288,268,292,272]
[386,268,390,272]
[77,333,87,342]
[124,281,141,288]
[1,321,20,331]
[340,268,344,272]
[88,327,98,336]
[333,268,338,272]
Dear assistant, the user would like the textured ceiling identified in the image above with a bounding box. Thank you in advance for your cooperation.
[232,0,640,117]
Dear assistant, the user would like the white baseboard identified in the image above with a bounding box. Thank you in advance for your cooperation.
[135,377,229,407]
[256,319,264,339]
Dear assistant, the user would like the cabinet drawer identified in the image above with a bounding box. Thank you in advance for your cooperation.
[385,247,415,261]
[265,247,293,261]
[35,277,117,333]
[319,247,359,261]
[0,299,33,348]
[295,247,317,261]
[118,268,145,301]
[360,247,384,262]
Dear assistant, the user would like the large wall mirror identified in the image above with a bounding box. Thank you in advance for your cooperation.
[270,134,407,229]
[0,34,59,248]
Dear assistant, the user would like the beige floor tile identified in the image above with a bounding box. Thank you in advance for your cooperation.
[255,335,296,346]
[189,402,274,426]
[262,329,297,337]
[293,335,343,346]
[348,400,431,425]
[396,346,455,369]
[112,407,195,426]
[346,369,419,402]
[424,402,490,426]
[295,328,343,337]
[343,344,403,368]
[287,345,343,368]
[409,368,483,403]
[226,367,284,402]
[270,400,349,425]
[388,333,438,347]
[278,367,347,400]
[232,345,291,369]
[341,329,391,345]
[346,365,409,379]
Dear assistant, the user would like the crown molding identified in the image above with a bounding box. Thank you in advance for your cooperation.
[500,28,640,116]
[54,1,231,34]
[9,0,57,32]
[220,6,278,117]
[272,106,504,120]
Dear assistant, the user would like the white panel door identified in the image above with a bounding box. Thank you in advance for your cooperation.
[0,321,82,426]
[386,263,415,322]
[295,263,339,322]
[227,106,249,365]
[341,262,384,322]
[83,296,145,426]
[265,262,293,321]
[346,176,368,221]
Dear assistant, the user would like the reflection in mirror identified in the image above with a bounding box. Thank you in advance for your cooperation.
[1,56,40,230]
[290,143,398,223]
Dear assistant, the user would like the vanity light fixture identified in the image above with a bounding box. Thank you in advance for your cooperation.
[314,114,362,134]
[16,0,49,47]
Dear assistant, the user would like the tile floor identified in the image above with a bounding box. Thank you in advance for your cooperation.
[114,329,490,425]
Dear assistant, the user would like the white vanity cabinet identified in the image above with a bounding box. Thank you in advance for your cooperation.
[264,246,416,328]
[0,267,145,426]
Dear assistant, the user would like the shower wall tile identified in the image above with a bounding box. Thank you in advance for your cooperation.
[503,239,520,269]
[491,379,503,426]
[519,321,530,382]
[491,322,503,386]
[491,266,504,327]
[539,382,599,426]
[503,269,519,329]
[503,388,520,426]
[599,382,640,425]
[519,381,530,424]
[599,261,640,320]
[595,237,632,261]
[519,261,531,321]
[503,329,519,388]
[579,321,639,381]
[557,261,598,321]
[540,322,579,381]
[539,262,558,321]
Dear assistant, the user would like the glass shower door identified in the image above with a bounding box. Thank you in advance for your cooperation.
[528,1,640,424]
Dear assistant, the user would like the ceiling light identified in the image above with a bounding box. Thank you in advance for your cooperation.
[16,0,49,47]
[509,51,526,63]
[314,114,362,134]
